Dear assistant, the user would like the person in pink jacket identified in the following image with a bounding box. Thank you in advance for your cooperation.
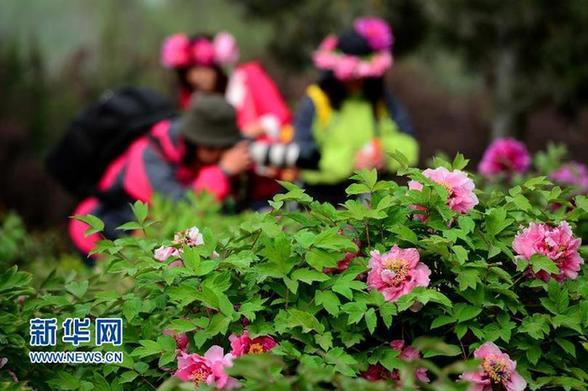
[69,94,251,258]
[160,31,291,140]
[161,31,294,205]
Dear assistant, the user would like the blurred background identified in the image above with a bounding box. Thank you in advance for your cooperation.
[1,0,588,229]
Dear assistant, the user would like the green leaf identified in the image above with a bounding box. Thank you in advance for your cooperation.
[379,303,395,328]
[457,216,475,233]
[283,276,299,294]
[575,195,588,212]
[452,152,469,170]
[521,176,549,190]
[530,254,560,274]
[418,288,452,307]
[65,280,89,298]
[431,315,455,329]
[453,246,469,264]
[315,290,341,316]
[351,169,378,190]
[526,345,541,365]
[131,201,148,223]
[365,308,377,334]
[117,371,138,384]
[205,313,232,337]
[511,193,532,211]
[315,332,334,351]
[555,338,576,357]
[46,371,81,390]
[325,347,358,376]
[181,246,201,272]
[239,297,267,322]
[131,340,162,358]
[159,351,177,367]
[342,302,366,325]
[275,181,313,203]
[168,319,200,333]
[520,314,550,339]
[287,309,325,333]
[417,339,462,358]
[454,304,482,323]
[388,225,418,244]
[456,269,480,291]
[73,214,104,236]
[194,260,217,276]
[485,208,510,236]
[346,183,371,195]
[292,268,330,284]
[375,348,401,371]
[547,280,569,312]
[116,221,143,231]
[122,297,142,322]
[306,248,341,271]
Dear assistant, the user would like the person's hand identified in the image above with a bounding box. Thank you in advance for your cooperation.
[354,149,384,170]
[354,140,384,170]
[219,141,252,175]
[241,121,266,138]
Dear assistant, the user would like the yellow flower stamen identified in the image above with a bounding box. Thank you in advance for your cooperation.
[190,368,208,384]
[248,343,264,354]
[382,258,409,285]
[482,355,511,383]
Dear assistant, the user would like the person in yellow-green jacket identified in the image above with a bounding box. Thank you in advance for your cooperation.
[247,17,418,204]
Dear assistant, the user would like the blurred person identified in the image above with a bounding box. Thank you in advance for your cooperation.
[69,94,251,258]
[161,31,294,203]
[249,17,418,204]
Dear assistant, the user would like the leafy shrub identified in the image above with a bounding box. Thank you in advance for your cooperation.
[1,152,587,390]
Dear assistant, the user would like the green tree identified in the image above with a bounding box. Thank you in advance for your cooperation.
[424,0,588,139]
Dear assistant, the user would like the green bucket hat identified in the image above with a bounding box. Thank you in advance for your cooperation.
[178,93,242,147]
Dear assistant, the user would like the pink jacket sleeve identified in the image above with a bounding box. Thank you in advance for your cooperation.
[192,165,231,201]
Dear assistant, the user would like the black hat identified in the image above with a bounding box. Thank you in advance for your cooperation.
[178,93,242,147]
[337,29,374,56]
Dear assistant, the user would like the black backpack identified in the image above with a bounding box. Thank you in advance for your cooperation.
[46,86,176,198]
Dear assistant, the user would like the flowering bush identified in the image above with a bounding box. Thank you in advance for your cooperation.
[478,138,531,178]
[1,151,588,390]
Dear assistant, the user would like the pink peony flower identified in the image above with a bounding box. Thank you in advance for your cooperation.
[154,246,183,268]
[324,250,357,274]
[550,162,588,194]
[174,226,204,247]
[154,246,180,262]
[192,38,216,66]
[155,226,207,268]
[325,236,360,274]
[161,34,191,68]
[175,346,238,389]
[461,342,526,391]
[354,17,393,51]
[361,364,392,381]
[513,221,583,282]
[479,138,531,178]
[409,167,479,216]
[229,331,277,357]
[163,329,189,352]
[390,340,430,383]
[367,246,431,302]
[213,32,240,65]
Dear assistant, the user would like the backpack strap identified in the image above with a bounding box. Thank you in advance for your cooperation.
[306,85,332,129]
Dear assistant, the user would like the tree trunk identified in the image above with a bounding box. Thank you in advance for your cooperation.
[492,45,517,139]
